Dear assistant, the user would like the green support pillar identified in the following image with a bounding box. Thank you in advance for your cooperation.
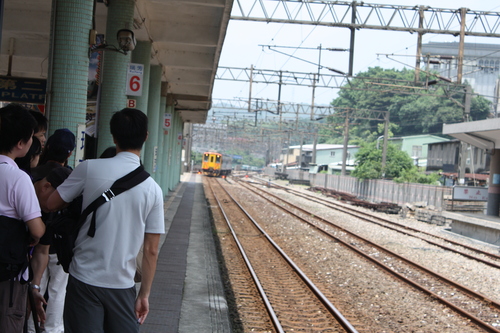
[177,112,183,182]
[171,111,179,190]
[156,96,167,188]
[172,111,182,189]
[487,149,500,216]
[130,41,151,113]
[47,0,94,167]
[162,104,174,193]
[97,0,134,155]
[169,111,177,190]
[144,65,161,175]
[130,40,151,163]
[168,109,177,191]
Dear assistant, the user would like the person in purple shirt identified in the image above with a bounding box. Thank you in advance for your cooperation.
[0,103,45,333]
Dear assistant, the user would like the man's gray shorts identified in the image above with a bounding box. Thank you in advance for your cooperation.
[63,275,138,333]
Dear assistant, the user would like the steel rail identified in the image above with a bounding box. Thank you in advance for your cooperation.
[213,178,359,333]
[262,178,500,265]
[237,179,500,333]
[208,179,284,333]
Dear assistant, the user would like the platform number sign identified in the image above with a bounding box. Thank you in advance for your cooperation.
[163,113,172,131]
[126,63,144,96]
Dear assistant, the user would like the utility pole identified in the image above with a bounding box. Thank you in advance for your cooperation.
[310,74,316,120]
[381,111,390,178]
[312,133,317,164]
[458,85,472,183]
[414,6,424,82]
[341,111,350,176]
[348,1,356,76]
[278,71,282,115]
[456,7,468,184]
[456,8,467,85]
[248,65,253,113]
[311,74,318,165]
[284,130,291,172]
[299,134,303,169]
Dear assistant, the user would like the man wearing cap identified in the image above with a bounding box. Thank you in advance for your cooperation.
[32,128,76,182]
[28,129,75,333]
[29,167,72,333]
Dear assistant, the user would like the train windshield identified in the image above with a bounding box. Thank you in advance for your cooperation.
[216,155,221,163]
[203,154,209,162]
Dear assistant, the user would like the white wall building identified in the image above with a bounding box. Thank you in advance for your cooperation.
[422,42,500,114]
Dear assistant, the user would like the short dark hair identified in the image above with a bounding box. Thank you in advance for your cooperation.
[45,167,72,189]
[99,146,117,158]
[15,136,42,174]
[110,108,148,150]
[29,109,48,134]
[0,104,37,153]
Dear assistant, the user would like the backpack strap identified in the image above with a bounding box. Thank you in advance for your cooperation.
[80,165,150,237]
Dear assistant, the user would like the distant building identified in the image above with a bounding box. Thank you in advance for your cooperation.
[426,139,490,174]
[422,41,500,114]
[280,144,359,170]
[389,134,450,168]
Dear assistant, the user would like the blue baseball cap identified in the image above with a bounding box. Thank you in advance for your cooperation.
[46,128,76,154]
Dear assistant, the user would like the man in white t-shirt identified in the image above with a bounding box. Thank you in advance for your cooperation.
[47,108,165,333]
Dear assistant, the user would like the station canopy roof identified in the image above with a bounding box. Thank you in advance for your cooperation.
[0,0,232,124]
[443,118,500,152]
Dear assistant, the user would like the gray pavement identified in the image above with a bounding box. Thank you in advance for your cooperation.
[140,173,232,333]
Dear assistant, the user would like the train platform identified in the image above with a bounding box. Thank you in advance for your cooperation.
[442,210,500,246]
[139,172,232,333]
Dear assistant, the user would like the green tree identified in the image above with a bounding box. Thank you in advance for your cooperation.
[191,151,203,165]
[394,167,442,185]
[352,142,414,179]
[329,67,491,140]
[224,147,265,168]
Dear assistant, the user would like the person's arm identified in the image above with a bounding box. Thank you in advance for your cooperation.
[135,233,160,325]
[30,244,49,323]
[46,162,87,212]
[46,190,69,212]
[25,217,45,246]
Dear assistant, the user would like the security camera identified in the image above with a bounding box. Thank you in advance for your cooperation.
[117,29,136,52]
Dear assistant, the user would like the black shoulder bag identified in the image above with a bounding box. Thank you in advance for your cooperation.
[0,216,29,282]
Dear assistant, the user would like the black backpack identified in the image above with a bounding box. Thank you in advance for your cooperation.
[48,196,83,273]
[48,165,150,273]
[0,216,30,281]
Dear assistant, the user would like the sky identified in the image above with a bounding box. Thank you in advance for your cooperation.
[211,0,500,118]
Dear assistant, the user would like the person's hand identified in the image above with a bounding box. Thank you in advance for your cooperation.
[31,288,47,324]
[135,296,149,325]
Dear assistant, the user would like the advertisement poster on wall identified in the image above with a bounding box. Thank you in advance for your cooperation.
[86,34,104,158]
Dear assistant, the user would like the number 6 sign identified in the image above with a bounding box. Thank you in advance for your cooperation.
[126,63,144,96]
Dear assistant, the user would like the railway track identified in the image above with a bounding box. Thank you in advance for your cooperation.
[233,177,500,332]
[206,177,360,333]
[251,176,500,269]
